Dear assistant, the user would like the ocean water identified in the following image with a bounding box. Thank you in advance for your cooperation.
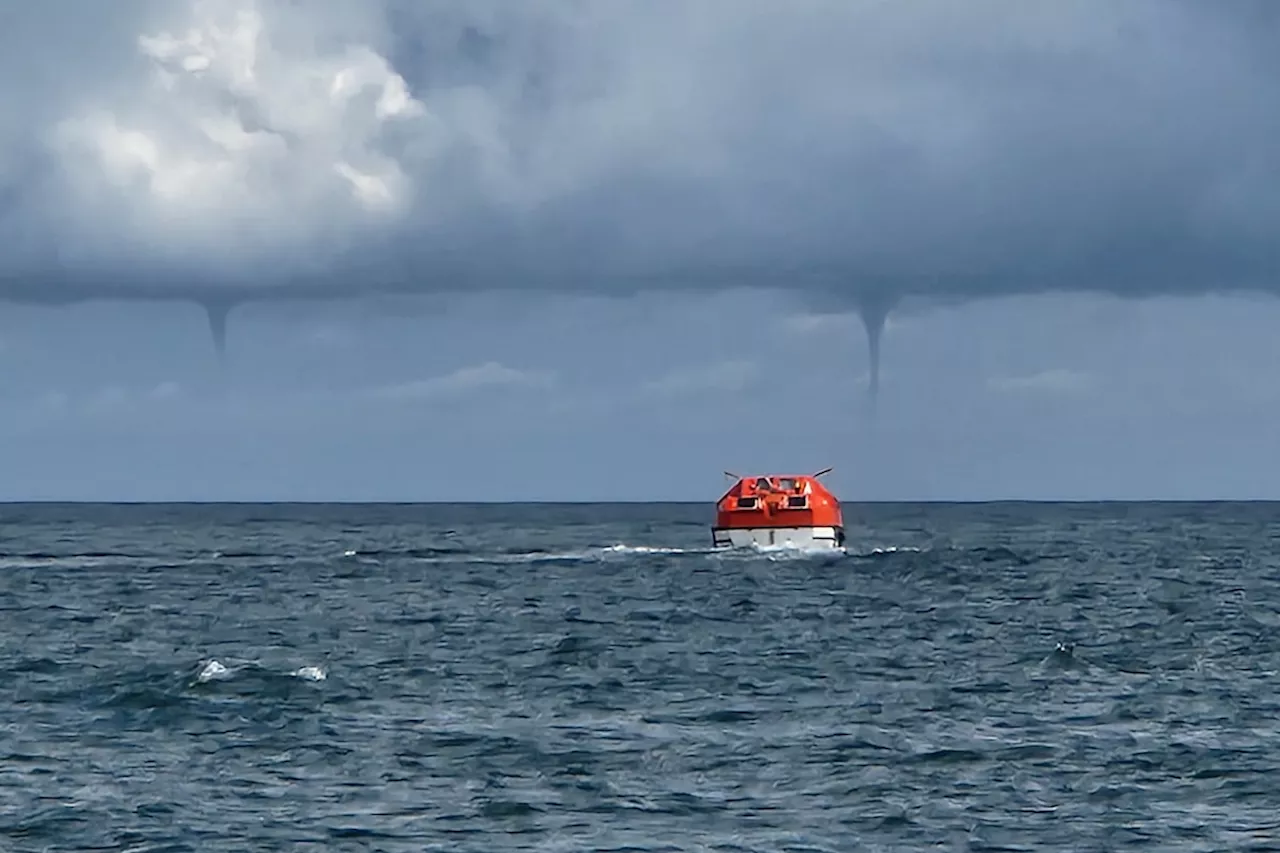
[2,501,1280,851]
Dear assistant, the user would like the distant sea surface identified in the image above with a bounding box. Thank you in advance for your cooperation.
[3,501,1280,851]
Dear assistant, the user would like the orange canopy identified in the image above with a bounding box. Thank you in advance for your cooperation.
[714,471,843,530]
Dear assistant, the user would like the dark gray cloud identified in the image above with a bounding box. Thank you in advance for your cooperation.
[2,0,1279,388]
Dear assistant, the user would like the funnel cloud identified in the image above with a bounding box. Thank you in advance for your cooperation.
[3,0,1280,388]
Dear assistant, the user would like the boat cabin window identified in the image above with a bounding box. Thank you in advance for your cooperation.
[748,477,807,494]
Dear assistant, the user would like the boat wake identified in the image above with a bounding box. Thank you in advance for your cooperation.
[599,544,698,556]
[333,541,853,565]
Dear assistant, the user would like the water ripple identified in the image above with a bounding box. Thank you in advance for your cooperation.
[2,501,1280,850]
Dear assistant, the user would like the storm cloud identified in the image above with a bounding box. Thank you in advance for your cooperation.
[3,0,1280,392]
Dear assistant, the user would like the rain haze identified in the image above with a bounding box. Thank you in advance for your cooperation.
[2,0,1279,501]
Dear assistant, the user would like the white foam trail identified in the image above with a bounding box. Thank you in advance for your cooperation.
[600,544,704,556]
[340,541,855,566]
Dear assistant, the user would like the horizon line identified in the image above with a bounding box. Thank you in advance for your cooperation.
[2,498,1279,506]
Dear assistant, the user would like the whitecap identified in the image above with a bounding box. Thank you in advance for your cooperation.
[197,659,230,682]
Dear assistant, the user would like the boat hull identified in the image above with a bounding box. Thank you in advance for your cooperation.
[712,525,845,550]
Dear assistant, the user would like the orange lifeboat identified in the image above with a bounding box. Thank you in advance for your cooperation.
[712,468,846,550]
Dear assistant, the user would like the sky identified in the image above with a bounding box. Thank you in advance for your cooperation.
[2,0,1280,501]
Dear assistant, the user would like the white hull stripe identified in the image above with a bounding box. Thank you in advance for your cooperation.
[711,526,844,549]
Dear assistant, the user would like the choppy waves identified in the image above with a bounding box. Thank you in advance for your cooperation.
[3,501,1280,850]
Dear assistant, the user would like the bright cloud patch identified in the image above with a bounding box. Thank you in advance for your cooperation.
[988,368,1093,395]
[51,0,426,268]
[370,361,553,401]
[0,0,1278,311]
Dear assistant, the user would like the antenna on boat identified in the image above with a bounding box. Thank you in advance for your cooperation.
[812,467,833,478]
[723,471,740,481]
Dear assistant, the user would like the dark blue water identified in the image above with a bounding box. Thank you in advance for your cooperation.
[3,501,1280,851]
